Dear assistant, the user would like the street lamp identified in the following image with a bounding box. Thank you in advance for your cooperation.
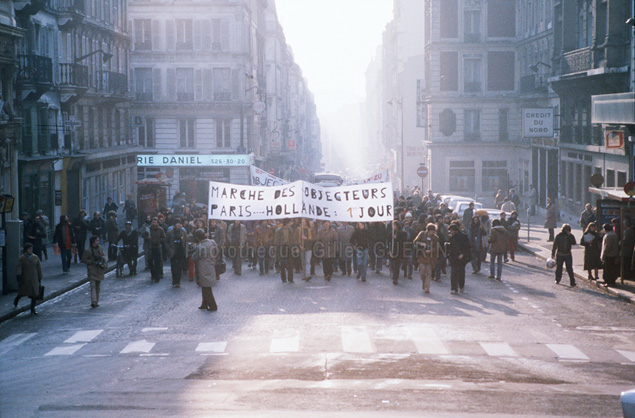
[387,98,404,193]
[75,49,113,63]
[529,61,551,73]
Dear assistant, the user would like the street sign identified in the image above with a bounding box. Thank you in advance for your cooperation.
[417,166,429,178]
[253,101,266,113]
[0,195,15,213]
[624,182,635,197]
[590,173,604,188]
[155,172,165,181]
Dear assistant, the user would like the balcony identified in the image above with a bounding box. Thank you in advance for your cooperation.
[57,0,85,28]
[558,47,592,75]
[98,71,128,95]
[17,54,53,85]
[464,82,481,93]
[135,92,153,102]
[59,63,88,88]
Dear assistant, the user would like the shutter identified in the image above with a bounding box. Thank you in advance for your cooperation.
[203,69,212,100]
[152,68,161,101]
[194,20,202,51]
[220,20,230,51]
[167,68,176,100]
[152,20,161,51]
[231,68,240,100]
[195,69,202,101]
[166,20,175,51]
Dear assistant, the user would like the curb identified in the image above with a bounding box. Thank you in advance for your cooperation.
[517,241,635,305]
[0,252,145,324]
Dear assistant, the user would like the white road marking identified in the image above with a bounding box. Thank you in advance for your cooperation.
[64,330,103,344]
[480,342,518,357]
[196,342,228,353]
[270,329,300,353]
[120,340,155,354]
[616,350,635,362]
[341,326,373,353]
[0,333,36,355]
[45,344,86,356]
[407,325,449,355]
[546,344,589,360]
[142,327,168,333]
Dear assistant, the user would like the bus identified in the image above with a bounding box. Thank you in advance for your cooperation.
[311,172,344,187]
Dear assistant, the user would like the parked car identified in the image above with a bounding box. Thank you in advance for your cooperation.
[475,208,512,220]
[453,201,483,218]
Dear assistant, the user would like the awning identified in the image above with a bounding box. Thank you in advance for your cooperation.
[589,187,635,202]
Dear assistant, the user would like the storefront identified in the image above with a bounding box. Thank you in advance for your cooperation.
[136,153,254,209]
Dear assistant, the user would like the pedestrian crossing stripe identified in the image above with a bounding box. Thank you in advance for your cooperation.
[2,328,635,364]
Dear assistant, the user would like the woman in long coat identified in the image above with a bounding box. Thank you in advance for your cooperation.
[14,243,43,315]
[82,235,107,308]
[581,222,602,281]
[192,229,218,311]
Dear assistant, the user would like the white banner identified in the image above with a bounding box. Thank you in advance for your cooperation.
[208,181,394,222]
[250,165,288,186]
[361,170,390,184]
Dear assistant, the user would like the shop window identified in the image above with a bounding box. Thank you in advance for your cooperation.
[449,160,475,192]
[482,161,508,192]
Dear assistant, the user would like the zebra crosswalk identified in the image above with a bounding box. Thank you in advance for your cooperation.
[2,325,635,365]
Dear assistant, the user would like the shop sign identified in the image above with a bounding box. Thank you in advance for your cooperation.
[523,108,554,138]
[137,154,253,167]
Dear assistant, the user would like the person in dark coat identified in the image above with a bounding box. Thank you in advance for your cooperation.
[551,224,577,287]
[368,222,387,273]
[447,223,472,294]
[149,217,167,283]
[103,197,118,217]
[82,236,107,307]
[581,222,602,281]
[105,211,119,261]
[117,221,139,276]
[89,211,106,241]
[73,210,89,262]
[388,220,407,285]
[25,216,46,260]
[166,219,188,287]
[14,243,43,315]
[52,215,76,274]
[351,222,373,282]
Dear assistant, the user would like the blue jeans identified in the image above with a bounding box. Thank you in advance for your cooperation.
[61,248,72,273]
[490,253,503,279]
[356,249,369,279]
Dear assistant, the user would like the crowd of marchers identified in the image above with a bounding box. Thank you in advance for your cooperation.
[14,188,529,314]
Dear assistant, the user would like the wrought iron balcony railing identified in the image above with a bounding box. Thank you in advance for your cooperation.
[18,54,53,84]
[59,63,88,87]
[98,71,128,94]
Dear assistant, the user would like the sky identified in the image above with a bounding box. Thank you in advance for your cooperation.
[275,0,393,173]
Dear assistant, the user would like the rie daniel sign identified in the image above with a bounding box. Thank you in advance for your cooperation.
[137,154,254,167]
[208,181,394,222]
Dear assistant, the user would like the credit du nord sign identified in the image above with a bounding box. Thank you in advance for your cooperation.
[522,108,554,138]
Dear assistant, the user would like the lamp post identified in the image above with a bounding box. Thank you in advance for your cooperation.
[75,49,113,63]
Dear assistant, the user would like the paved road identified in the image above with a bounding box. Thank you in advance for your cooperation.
[1,253,634,417]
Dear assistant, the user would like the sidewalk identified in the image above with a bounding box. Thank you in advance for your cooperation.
[0,242,145,323]
[517,212,635,304]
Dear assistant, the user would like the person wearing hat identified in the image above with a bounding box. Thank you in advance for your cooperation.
[117,221,139,276]
[35,209,50,261]
[192,229,218,311]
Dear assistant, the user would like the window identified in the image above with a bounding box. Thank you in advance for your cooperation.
[464,10,481,42]
[488,51,515,91]
[440,0,458,38]
[139,117,154,148]
[449,161,475,192]
[439,109,456,136]
[176,19,193,50]
[440,52,458,91]
[179,119,195,148]
[134,68,153,101]
[212,19,230,51]
[618,172,627,188]
[606,169,615,188]
[216,119,231,148]
[176,68,194,101]
[577,0,593,48]
[463,56,481,92]
[488,0,515,37]
[482,161,508,192]
[134,19,151,50]
[213,68,231,101]
[464,110,480,140]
